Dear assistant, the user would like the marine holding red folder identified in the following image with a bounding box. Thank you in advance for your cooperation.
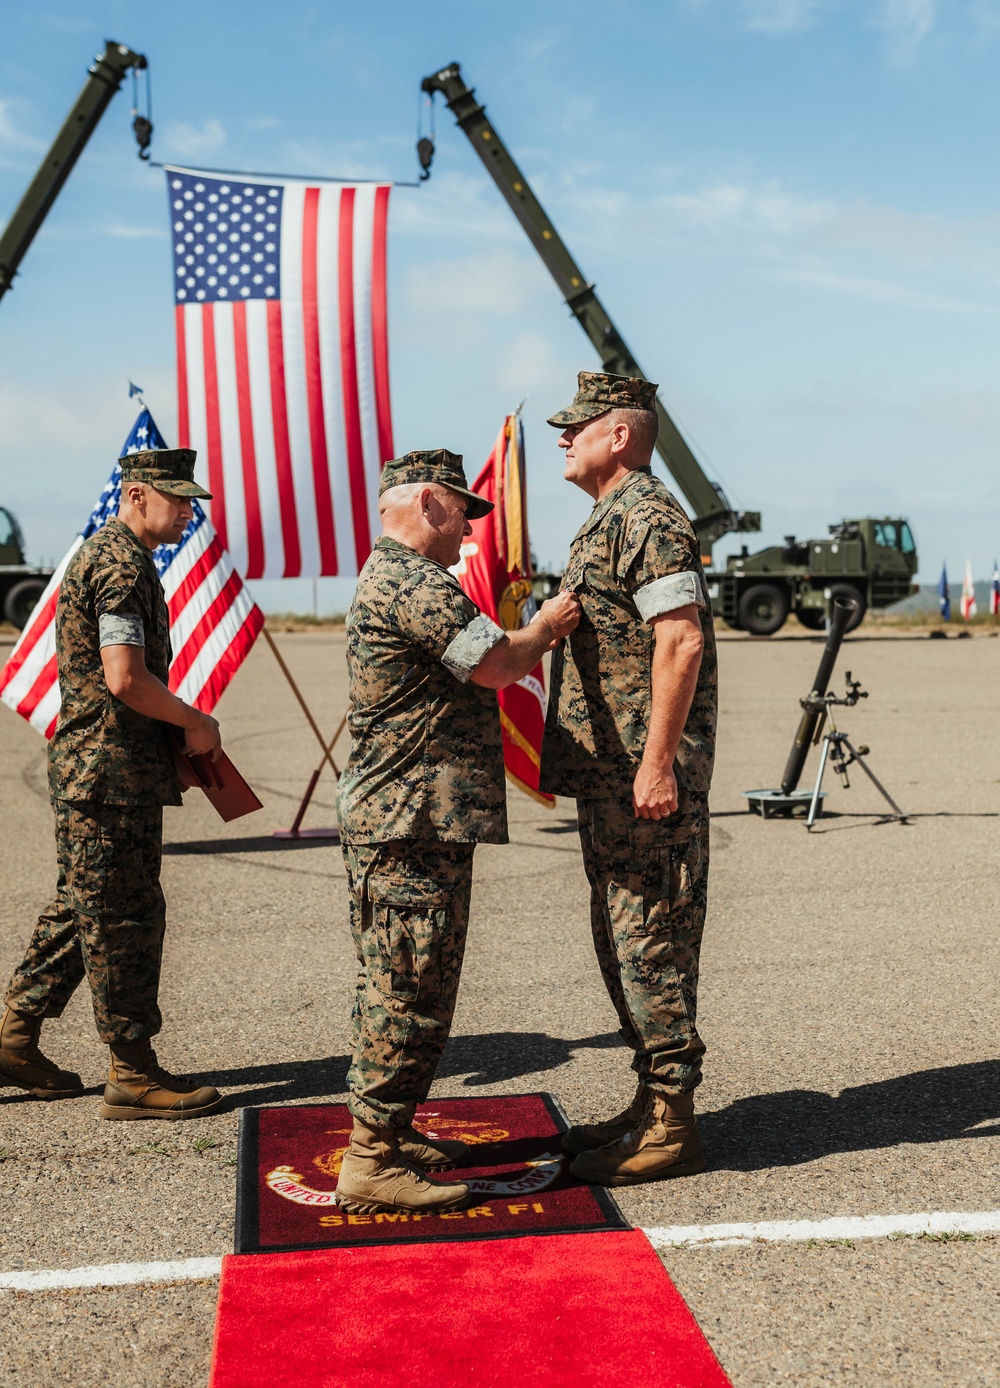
[1,449,232,1122]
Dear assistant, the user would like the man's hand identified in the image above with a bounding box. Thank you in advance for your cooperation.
[633,759,678,820]
[101,643,224,762]
[536,590,581,648]
[471,590,581,690]
[181,709,223,761]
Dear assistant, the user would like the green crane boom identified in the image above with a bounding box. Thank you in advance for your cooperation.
[420,61,760,558]
[0,40,148,304]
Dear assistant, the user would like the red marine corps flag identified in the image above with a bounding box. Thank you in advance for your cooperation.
[455,415,554,807]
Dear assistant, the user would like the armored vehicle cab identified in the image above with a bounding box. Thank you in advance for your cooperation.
[709,518,917,635]
[0,507,53,629]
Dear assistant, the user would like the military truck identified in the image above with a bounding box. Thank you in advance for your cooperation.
[0,508,53,629]
[709,518,918,635]
[420,63,919,634]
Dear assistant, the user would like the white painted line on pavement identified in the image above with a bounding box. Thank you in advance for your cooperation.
[3,1209,1000,1292]
[0,1256,223,1292]
[643,1209,1000,1249]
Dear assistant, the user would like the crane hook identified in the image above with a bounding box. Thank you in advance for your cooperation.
[416,136,434,181]
[131,63,153,161]
[416,87,436,181]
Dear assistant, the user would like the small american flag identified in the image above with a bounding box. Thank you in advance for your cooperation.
[168,167,394,580]
[0,408,264,738]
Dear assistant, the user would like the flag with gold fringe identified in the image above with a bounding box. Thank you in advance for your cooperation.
[455,415,554,807]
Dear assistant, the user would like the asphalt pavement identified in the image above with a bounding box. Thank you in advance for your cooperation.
[1,627,997,1386]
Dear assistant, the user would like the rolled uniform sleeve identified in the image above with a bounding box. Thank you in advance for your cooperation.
[93,563,150,650]
[617,510,707,624]
[441,614,505,681]
[98,613,145,648]
[392,569,505,684]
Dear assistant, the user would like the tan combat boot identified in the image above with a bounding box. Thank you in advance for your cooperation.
[0,1007,85,1099]
[569,1090,706,1187]
[397,1125,470,1170]
[336,1119,470,1214]
[101,1040,222,1121]
[561,1081,647,1156]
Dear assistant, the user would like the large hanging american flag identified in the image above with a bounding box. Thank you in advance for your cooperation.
[0,408,264,738]
[167,167,394,580]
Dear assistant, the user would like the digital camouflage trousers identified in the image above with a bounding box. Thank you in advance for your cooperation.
[5,801,166,1044]
[342,838,475,1130]
[578,797,709,1096]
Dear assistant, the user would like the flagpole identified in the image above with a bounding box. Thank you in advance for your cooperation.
[262,625,347,839]
[261,626,342,777]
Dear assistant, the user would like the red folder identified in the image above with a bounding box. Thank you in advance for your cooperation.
[173,742,264,823]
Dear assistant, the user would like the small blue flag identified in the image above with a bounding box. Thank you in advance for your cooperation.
[937,562,950,621]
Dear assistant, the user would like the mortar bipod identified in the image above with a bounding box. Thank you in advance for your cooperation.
[804,673,907,830]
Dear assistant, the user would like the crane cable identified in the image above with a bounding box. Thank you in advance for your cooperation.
[131,61,153,161]
[416,86,436,181]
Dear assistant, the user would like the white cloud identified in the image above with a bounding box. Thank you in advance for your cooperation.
[552,167,1000,306]
[879,0,937,64]
[0,100,44,152]
[104,224,167,240]
[495,330,568,399]
[161,118,227,160]
[783,266,997,313]
[741,0,824,33]
[656,181,835,235]
[404,247,546,318]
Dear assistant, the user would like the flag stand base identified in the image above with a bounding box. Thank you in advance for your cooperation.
[273,827,340,840]
[262,626,347,844]
[272,763,341,842]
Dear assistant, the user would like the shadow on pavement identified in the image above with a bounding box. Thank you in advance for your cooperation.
[199,1055,352,1108]
[163,836,337,854]
[439,1030,623,1086]
[196,1031,623,1109]
[703,1059,1000,1170]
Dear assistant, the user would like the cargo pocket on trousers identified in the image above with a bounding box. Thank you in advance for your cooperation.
[367,877,450,1004]
[630,833,703,939]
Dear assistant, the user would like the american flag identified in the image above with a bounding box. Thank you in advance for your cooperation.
[0,408,264,738]
[168,167,394,580]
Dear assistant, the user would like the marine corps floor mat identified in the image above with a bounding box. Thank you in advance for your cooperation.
[235,1092,629,1253]
[208,1230,732,1388]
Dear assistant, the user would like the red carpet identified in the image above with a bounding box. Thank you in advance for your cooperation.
[236,1094,627,1252]
[208,1229,732,1387]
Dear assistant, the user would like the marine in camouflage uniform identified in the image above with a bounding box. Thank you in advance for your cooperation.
[1,449,222,1120]
[539,372,717,1186]
[334,449,579,1214]
[337,453,506,1128]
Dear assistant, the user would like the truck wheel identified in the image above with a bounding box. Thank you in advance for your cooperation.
[3,578,48,630]
[795,608,826,631]
[827,584,866,632]
[737,583,789,636]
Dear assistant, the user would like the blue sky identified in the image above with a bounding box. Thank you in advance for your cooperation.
[2,0,999,610]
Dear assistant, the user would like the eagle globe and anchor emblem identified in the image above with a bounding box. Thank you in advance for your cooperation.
[264,1114,567,1208]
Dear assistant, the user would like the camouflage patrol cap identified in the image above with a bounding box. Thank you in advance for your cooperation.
[547,371,659,427]
[119,448,212,499]
[379,449,494,520]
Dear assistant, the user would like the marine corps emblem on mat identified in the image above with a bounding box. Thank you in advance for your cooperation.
[235,1093,628,1253]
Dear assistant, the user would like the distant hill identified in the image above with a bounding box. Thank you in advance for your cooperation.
[889,581,996,615]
